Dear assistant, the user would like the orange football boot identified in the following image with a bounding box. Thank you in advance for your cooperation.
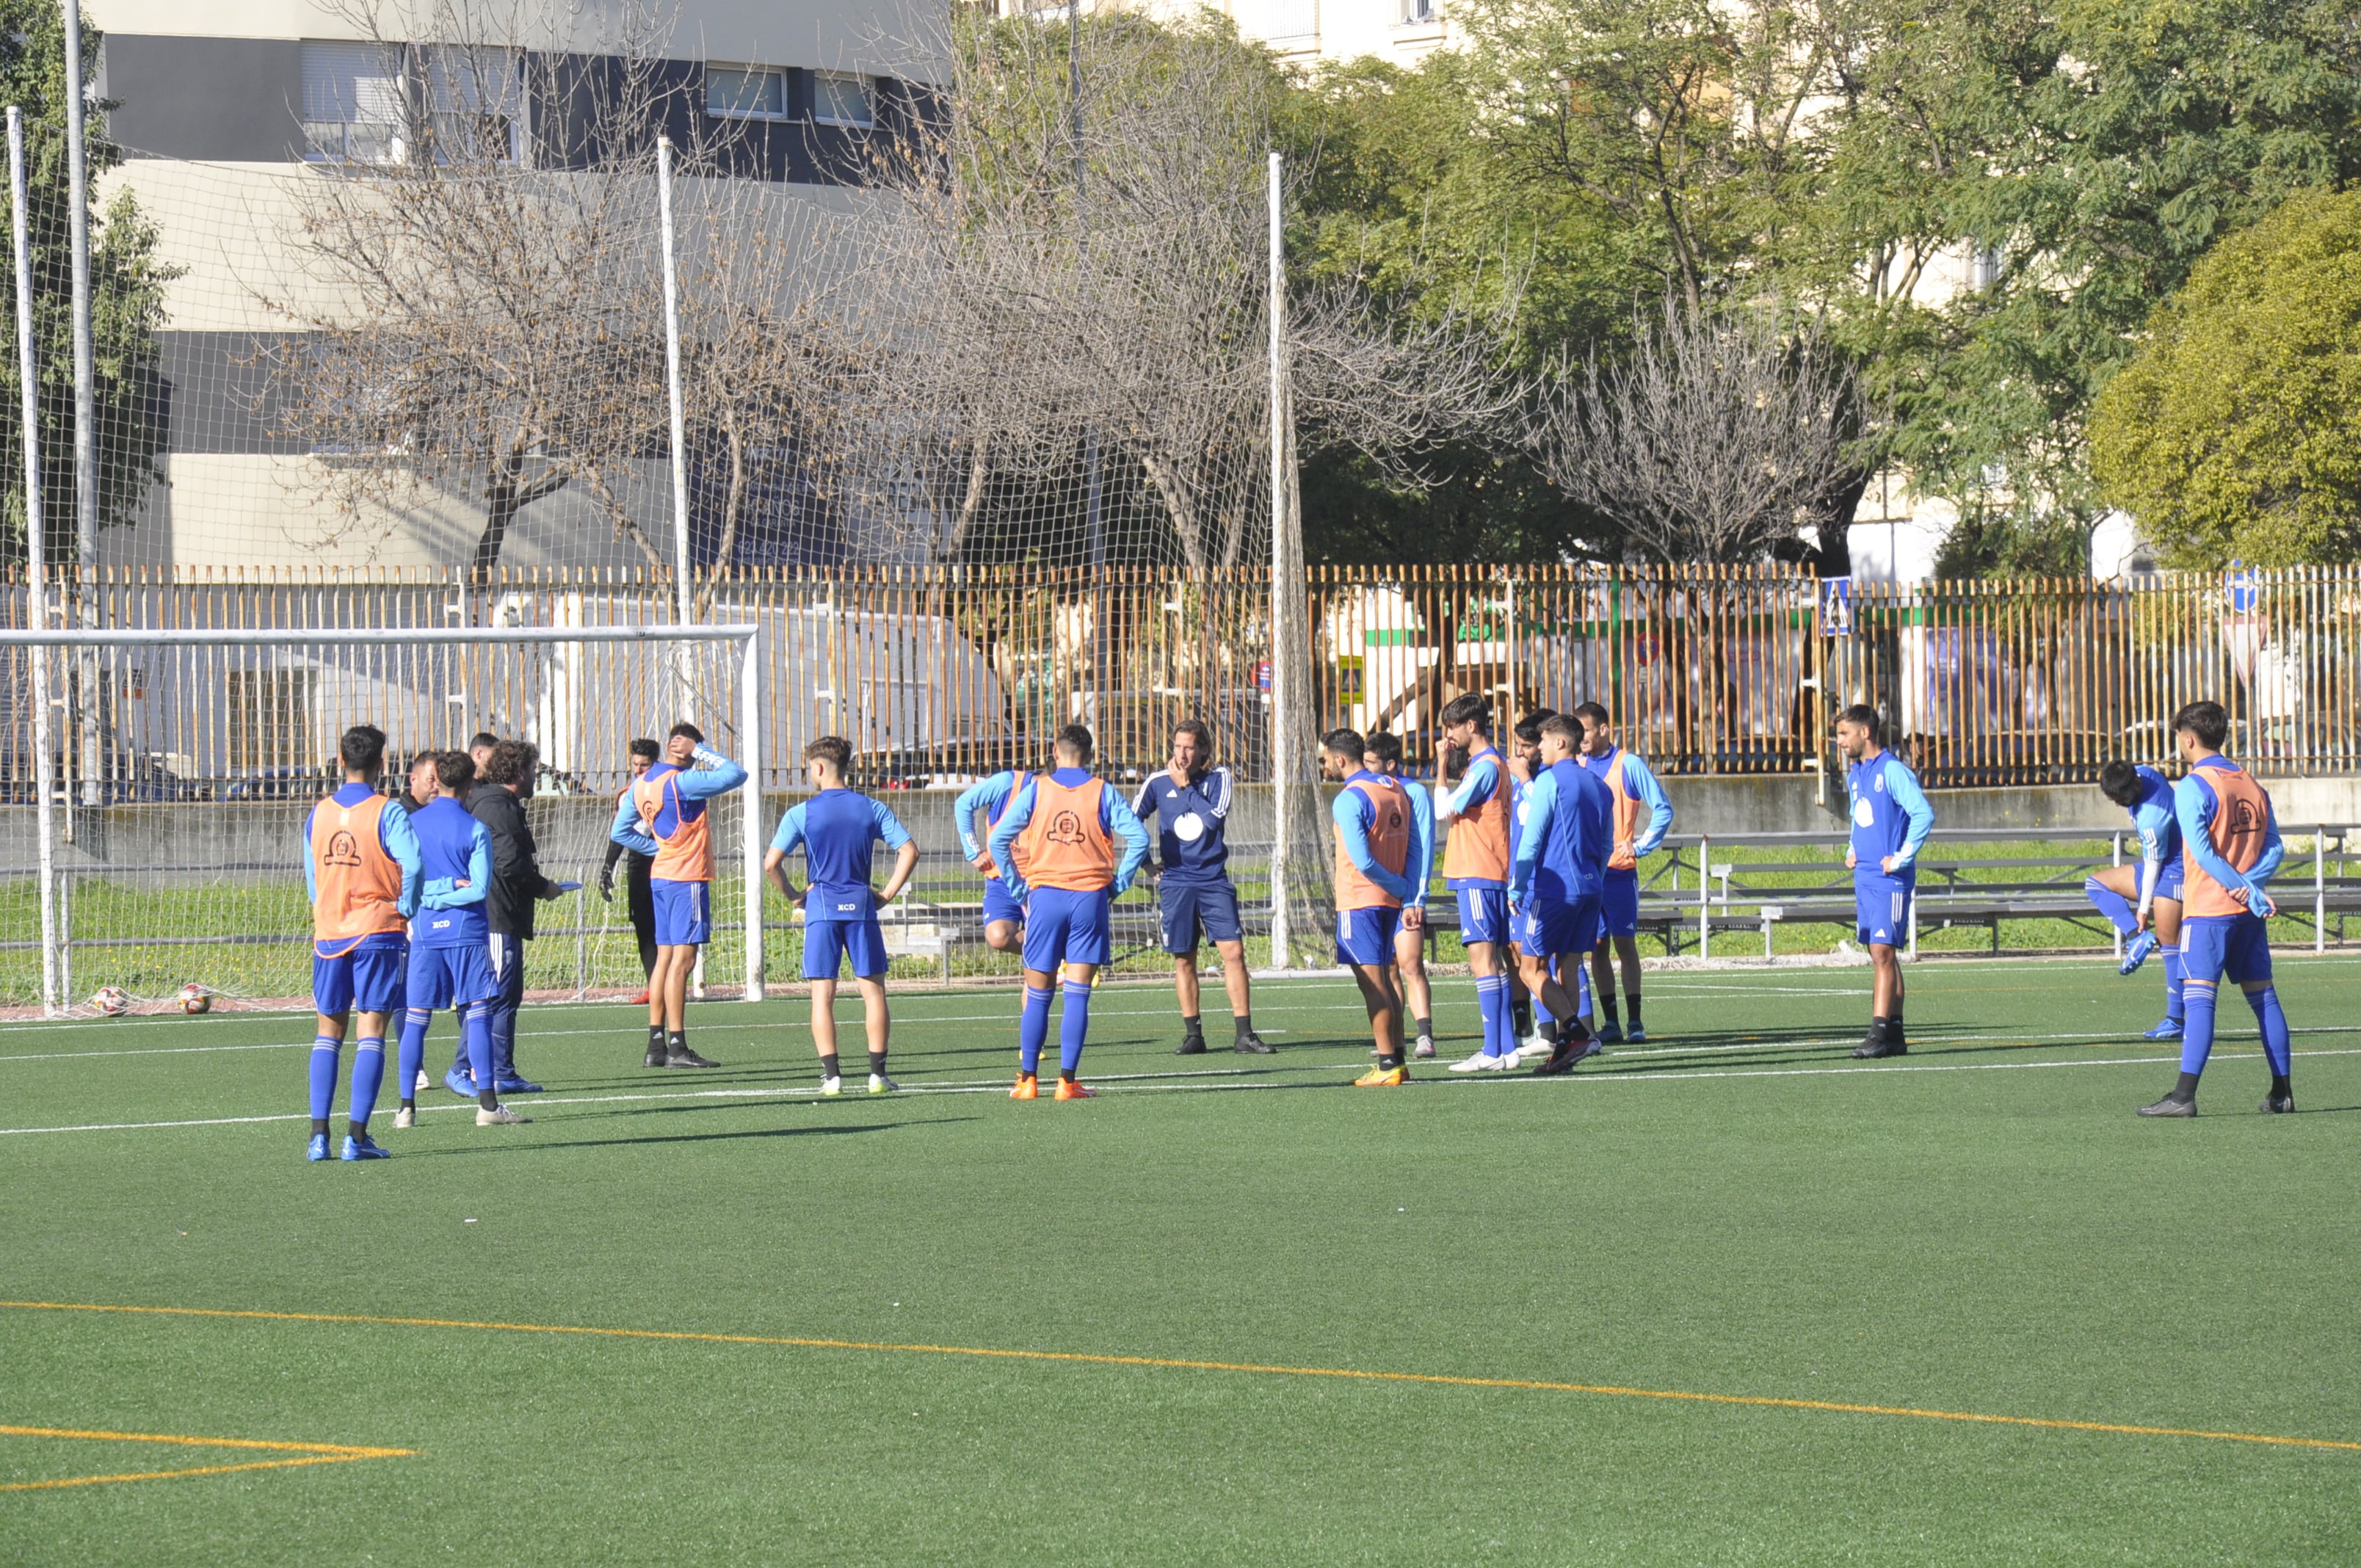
[1053,1078,1096,1100]
[1010,1072,1040,1100]
[1354,1064,1410,1087]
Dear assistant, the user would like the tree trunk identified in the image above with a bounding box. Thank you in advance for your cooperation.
[471,443,526,585]
[943,441,990,565]
[1138,450,1207,575]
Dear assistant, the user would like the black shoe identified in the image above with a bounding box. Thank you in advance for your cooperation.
[1852,1039,1908,1059]
[1233,1032,1274,1055]
[1175,1035,1208,1056]
[2137,1093,2197,1117]
[644,1043,669,1068]
[2260,1091,2296,1114]
[1531,1037,1601,1076]
[666,1047,721,1068]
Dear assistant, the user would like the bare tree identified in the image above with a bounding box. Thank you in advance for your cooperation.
[1528,295,1864,563]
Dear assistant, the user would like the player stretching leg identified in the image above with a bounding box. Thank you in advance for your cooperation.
[1363,733,1437,1059]
[954,763,1036,959]
[1434,694,1518,1071]
[303,725,421,1161]
[612,722,747,1070]
[1319,730,1419,1086]
[400,751,526,1128]
[1510,716,1611,1075]
[1575,703,1672,1044]
[2139,703,2294,1117]
[989,725,1150,1100]
[1835,705,1934,1059]
[766,736,921,1096]
[2095,759,2190,1039]
[1134,720,1271,1056]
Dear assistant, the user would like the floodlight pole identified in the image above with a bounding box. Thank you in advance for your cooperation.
[10,106,60,1017]
[62,0,97,809]
[1266,149,1291,972]
[656,136,696,712]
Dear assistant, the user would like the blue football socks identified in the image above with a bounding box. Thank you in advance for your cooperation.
[2161,948,2186,1025]
[463,1002,496,1103]
[1059,980,1092,1074]
[1475,973,1509,1057]
[2178,980,2218,1078]
[348,1037,386,1130]
[308,1034,341,1122]
[2246,985,2293,1078]
[1018,984,1053,1075]
[399,1008,430,1100]
[2084,877,2136,937]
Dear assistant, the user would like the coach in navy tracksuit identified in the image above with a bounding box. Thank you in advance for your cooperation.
[1132,719,1271,1056]
[462,738,569,1096]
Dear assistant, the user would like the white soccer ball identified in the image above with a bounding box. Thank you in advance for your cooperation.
[91,986,130,1017]
[178,984,212,1016]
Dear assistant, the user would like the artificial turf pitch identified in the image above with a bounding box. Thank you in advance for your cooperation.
[4,958,2358,1564]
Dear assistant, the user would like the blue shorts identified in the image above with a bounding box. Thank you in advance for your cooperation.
[2154,859,2186,904]
[1451,884,1509,948]
[1855,874,1915,947]
[982,876,1026,929]
[1023,886,1111,973]
[1160,878,1242,954]
[805,918,891,981]
[653,879,711,946]
[1519,896,1601,960]
[312,935,407,1016]
[407,941,496,1012]
[2180,912,2271,986]
[1598,871,1639,940]
[1335,905,1401,968]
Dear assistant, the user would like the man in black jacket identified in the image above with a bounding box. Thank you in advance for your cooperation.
[599,738,661,1001]
[461,738,569,1095]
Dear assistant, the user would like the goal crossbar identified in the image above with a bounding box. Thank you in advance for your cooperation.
[2,623,767,1017]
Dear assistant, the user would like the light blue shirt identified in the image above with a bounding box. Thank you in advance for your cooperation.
[1330,772,1417,906]
[1507,766,1561,906]
[1396,774,1434,908]
[953,771,1020,860]
[1438,752,1501,819]
[986,767,1152,899]
[608,745,748,857]
[2175,758,2285,910]
[302,782,424,918]
[1596,748,1675,857]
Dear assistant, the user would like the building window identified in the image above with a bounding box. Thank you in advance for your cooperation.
[1265,0,1319,40]
[1401,0,1436,21]
[707,66,789,120]
[301,42,408,164]
[813,72,874,128]
[1972,245,2003,291]
[421,46,525,165]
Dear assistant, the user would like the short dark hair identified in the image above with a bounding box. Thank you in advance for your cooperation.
[434,750,476,791]
[1321,727,1366,760]
[1173,718,1213,758]
[804,735,853,774]
[1363,730,1403,765]
[1514,708,1553,746]
[669,721,704,745]
[1539,714,1582,749]
[2097,759,2145,806]
[1054,722,1095,763]
[628,737,661,761]
[468,731,499,752]
[1439,693,1493,734]
[2173,701,2230,750]
[1835,703,1881,741]
[338,725,386,773]
[1572,701,1610,729]
[481,738,537,788]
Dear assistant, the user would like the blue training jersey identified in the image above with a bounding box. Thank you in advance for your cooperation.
[1397,774,1434,908]
[1131,765,1234,885]
[408,796,493,948]
[1847,752,1933,873]
[771,789,913,923]
[2125,765,2182,867]
[1509,758,1611,907]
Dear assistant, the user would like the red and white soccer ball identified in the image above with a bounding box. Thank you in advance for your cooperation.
[178,984,212,1016]
[90,986,130,1017]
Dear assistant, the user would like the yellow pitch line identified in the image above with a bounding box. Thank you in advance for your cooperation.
[0,1422,415,1494]
[7,1299,2355,1455]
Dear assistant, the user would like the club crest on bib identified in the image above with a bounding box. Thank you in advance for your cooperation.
[1047,808,1086,846]
[325,829,363,867]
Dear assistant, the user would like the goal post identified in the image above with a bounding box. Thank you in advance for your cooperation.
[0,622,766,1018]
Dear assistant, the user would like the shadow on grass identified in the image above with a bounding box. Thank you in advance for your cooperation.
[407,1119,949,1157]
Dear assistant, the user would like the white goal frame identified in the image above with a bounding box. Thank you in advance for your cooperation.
[1,622,766,1017]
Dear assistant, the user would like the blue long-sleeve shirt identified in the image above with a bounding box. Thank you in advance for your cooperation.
[954,772,1020,860]
[302,781,424,917]
[2175,758,2285,909]
[1592,747,1675,857]
[408,795,493,948]
[1847,751,1934,871]
[1330,773,1417,906]
[986,768,1151,898]
[1397,775,1434,908]
[609,745,748,857]
[1508,761,1611,906]
[1437,752,1501,821]
[2125,764,2182,912]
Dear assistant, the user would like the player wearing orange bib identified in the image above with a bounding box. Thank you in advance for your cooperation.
[1323,728,1424,1086]
[609,721,747,1070]
[302,725,422,1163]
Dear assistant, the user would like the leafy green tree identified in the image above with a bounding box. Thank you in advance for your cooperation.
[0,0,174,569]
[2089,188,2361,566]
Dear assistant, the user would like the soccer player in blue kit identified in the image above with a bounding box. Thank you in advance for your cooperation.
[988,724,1151,1100]
[765,736,921,1097]
[2095,758,2190,1039]
[302,725,422,1161]
[1363,730,1439,1059]
[1574,702,1672,1043]
[1322,729,1425,1086]
[2138,701,2296,1117]
[611,722,747,1070]
[399,751,529,1128]
[955,763,1037,957]
[1133,719,1272,1056]
[1509,714,1611,1075]
[1834,705,1934,1059]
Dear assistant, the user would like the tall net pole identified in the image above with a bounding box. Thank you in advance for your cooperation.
[656,135,696,717]
[1266,150,1297,970]
[10,105,60,1017]
[62,0,97,809]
